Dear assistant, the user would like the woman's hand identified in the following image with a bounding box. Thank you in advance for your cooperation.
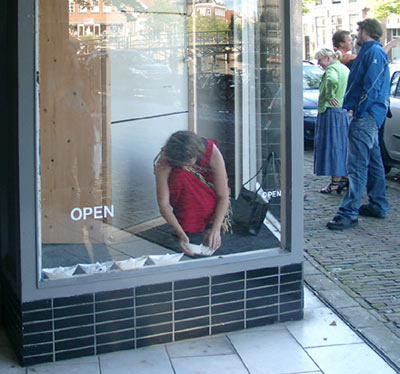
[178,233,195,257]
[203,228,221,251]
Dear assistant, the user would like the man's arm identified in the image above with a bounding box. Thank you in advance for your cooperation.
[354,48,388,119]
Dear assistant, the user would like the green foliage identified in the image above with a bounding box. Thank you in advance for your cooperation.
[368,0,400,20]
[302,0,313,14]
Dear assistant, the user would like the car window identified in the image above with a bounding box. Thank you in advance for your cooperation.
[303,65,323,89]
[390,72,400,97]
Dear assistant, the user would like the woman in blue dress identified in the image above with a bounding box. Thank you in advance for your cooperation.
[314,47,350,194]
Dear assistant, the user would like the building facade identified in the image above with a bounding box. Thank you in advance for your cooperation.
[1,0,305,366]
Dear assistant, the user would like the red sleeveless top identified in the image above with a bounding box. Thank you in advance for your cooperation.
[168,138,218,233]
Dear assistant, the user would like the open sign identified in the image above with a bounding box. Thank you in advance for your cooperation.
[70,205,114,221]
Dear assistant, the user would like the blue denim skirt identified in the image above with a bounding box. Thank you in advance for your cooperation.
[314,107,350,176]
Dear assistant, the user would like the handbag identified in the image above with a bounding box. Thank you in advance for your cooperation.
[233,158,270,236]
[261,152,281,219]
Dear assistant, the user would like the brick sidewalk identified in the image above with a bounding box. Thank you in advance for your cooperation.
[303,149,400,370]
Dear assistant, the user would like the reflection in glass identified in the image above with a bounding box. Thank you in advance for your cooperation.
[38,0,285,279]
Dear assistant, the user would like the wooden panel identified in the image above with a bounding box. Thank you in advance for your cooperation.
[40,0,111,243]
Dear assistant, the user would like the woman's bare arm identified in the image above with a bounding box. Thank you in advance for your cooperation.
[202,144,230,250]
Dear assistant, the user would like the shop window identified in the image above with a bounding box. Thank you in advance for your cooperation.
[91,0,100,13]
[37,0,286,280]
[69,0,75,13]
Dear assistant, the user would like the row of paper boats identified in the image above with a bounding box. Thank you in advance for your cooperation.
[42,253,184,280]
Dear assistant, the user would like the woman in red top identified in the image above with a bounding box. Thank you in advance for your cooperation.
[154,131,230,256]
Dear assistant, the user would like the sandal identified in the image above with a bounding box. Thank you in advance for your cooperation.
[320,181,345,195]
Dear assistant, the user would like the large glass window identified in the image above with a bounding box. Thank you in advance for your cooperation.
[37,0,285,280]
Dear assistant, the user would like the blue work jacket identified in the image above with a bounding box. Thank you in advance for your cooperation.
[343,40,390,128]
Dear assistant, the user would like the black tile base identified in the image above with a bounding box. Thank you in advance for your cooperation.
[1,263,303,366]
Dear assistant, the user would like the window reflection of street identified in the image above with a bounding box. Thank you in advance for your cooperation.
[40,0,285,280]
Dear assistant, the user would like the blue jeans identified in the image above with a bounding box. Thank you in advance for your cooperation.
[338,114,389,219]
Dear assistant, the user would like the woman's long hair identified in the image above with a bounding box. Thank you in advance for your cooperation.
[154,131,206,168]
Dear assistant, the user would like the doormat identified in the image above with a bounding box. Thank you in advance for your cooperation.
[136,223,280,256]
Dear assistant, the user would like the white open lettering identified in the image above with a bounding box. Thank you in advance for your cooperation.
[70,205,114,221]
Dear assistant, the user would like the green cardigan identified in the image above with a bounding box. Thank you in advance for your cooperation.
[318,60,349,113]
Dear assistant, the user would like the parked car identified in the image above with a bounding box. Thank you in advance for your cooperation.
[265,62,323,142]
[303,61,323,140]
[380,64,400,173]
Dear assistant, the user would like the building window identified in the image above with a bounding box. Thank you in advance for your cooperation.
[349,14,359,34]
[78,1,88,13]
[91,0,100,13]
[68,0,75,13]
[331,15,342,32]
[315,16,326,47]
[38,0,287,280]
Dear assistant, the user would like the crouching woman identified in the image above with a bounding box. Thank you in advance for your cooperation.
[154,131,230,257]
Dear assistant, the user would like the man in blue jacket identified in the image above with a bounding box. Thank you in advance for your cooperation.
[327,18,390,230]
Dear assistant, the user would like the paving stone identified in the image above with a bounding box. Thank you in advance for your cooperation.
[303,150,400,371]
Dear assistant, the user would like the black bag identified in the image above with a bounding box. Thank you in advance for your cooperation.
[261,152,281,220]
[233,160,270,236]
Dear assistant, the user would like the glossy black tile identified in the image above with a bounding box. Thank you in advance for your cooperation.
[175,296,209,311]
[280,291,302,303]
[136,313,172,328]
[281,272,302,284]
[280,300,302,314]
[96,340,135,355]
[96,329,135,345]
[281,263,302,273]
[280,281,303,293]
[211,301,244,315]
[136,282,172,296]
[55,347,95,362]
[174,286,209,300]
[95,298,134,313]
[212,311,244,325]
[246,286,279,299]
[247,267,278,278]
[23,320,53,334]
[135,292,172,307]
[246,315,278,329]
[23,309,53,323]
[21,299,52,312]
[175,316,209,331]
[212,281,244,295]
[23,354,54,367]
[246,295,278,309]
[23,343,53,357]
[136,323,172,338]
[212,272,244,284]
[175,327,210,342]
[96,308,134,323]
[211,291,244,305]
[136,302,172,317]
[136,334,173,348]
[95,288,133,302]
[96,318,135,334]
[54,303,94,319]
[212,321,244,335]
[175,277,209,290]
[54,314,94,330]
[24,332,53,345]
[247,306,278,319]
[175,306,209,321]
[247,276,278,289]
[55,336,94,352]
[55,325,94,341]
[54,294,93,308]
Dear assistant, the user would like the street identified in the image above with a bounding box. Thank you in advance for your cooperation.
[304,148,400,368]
